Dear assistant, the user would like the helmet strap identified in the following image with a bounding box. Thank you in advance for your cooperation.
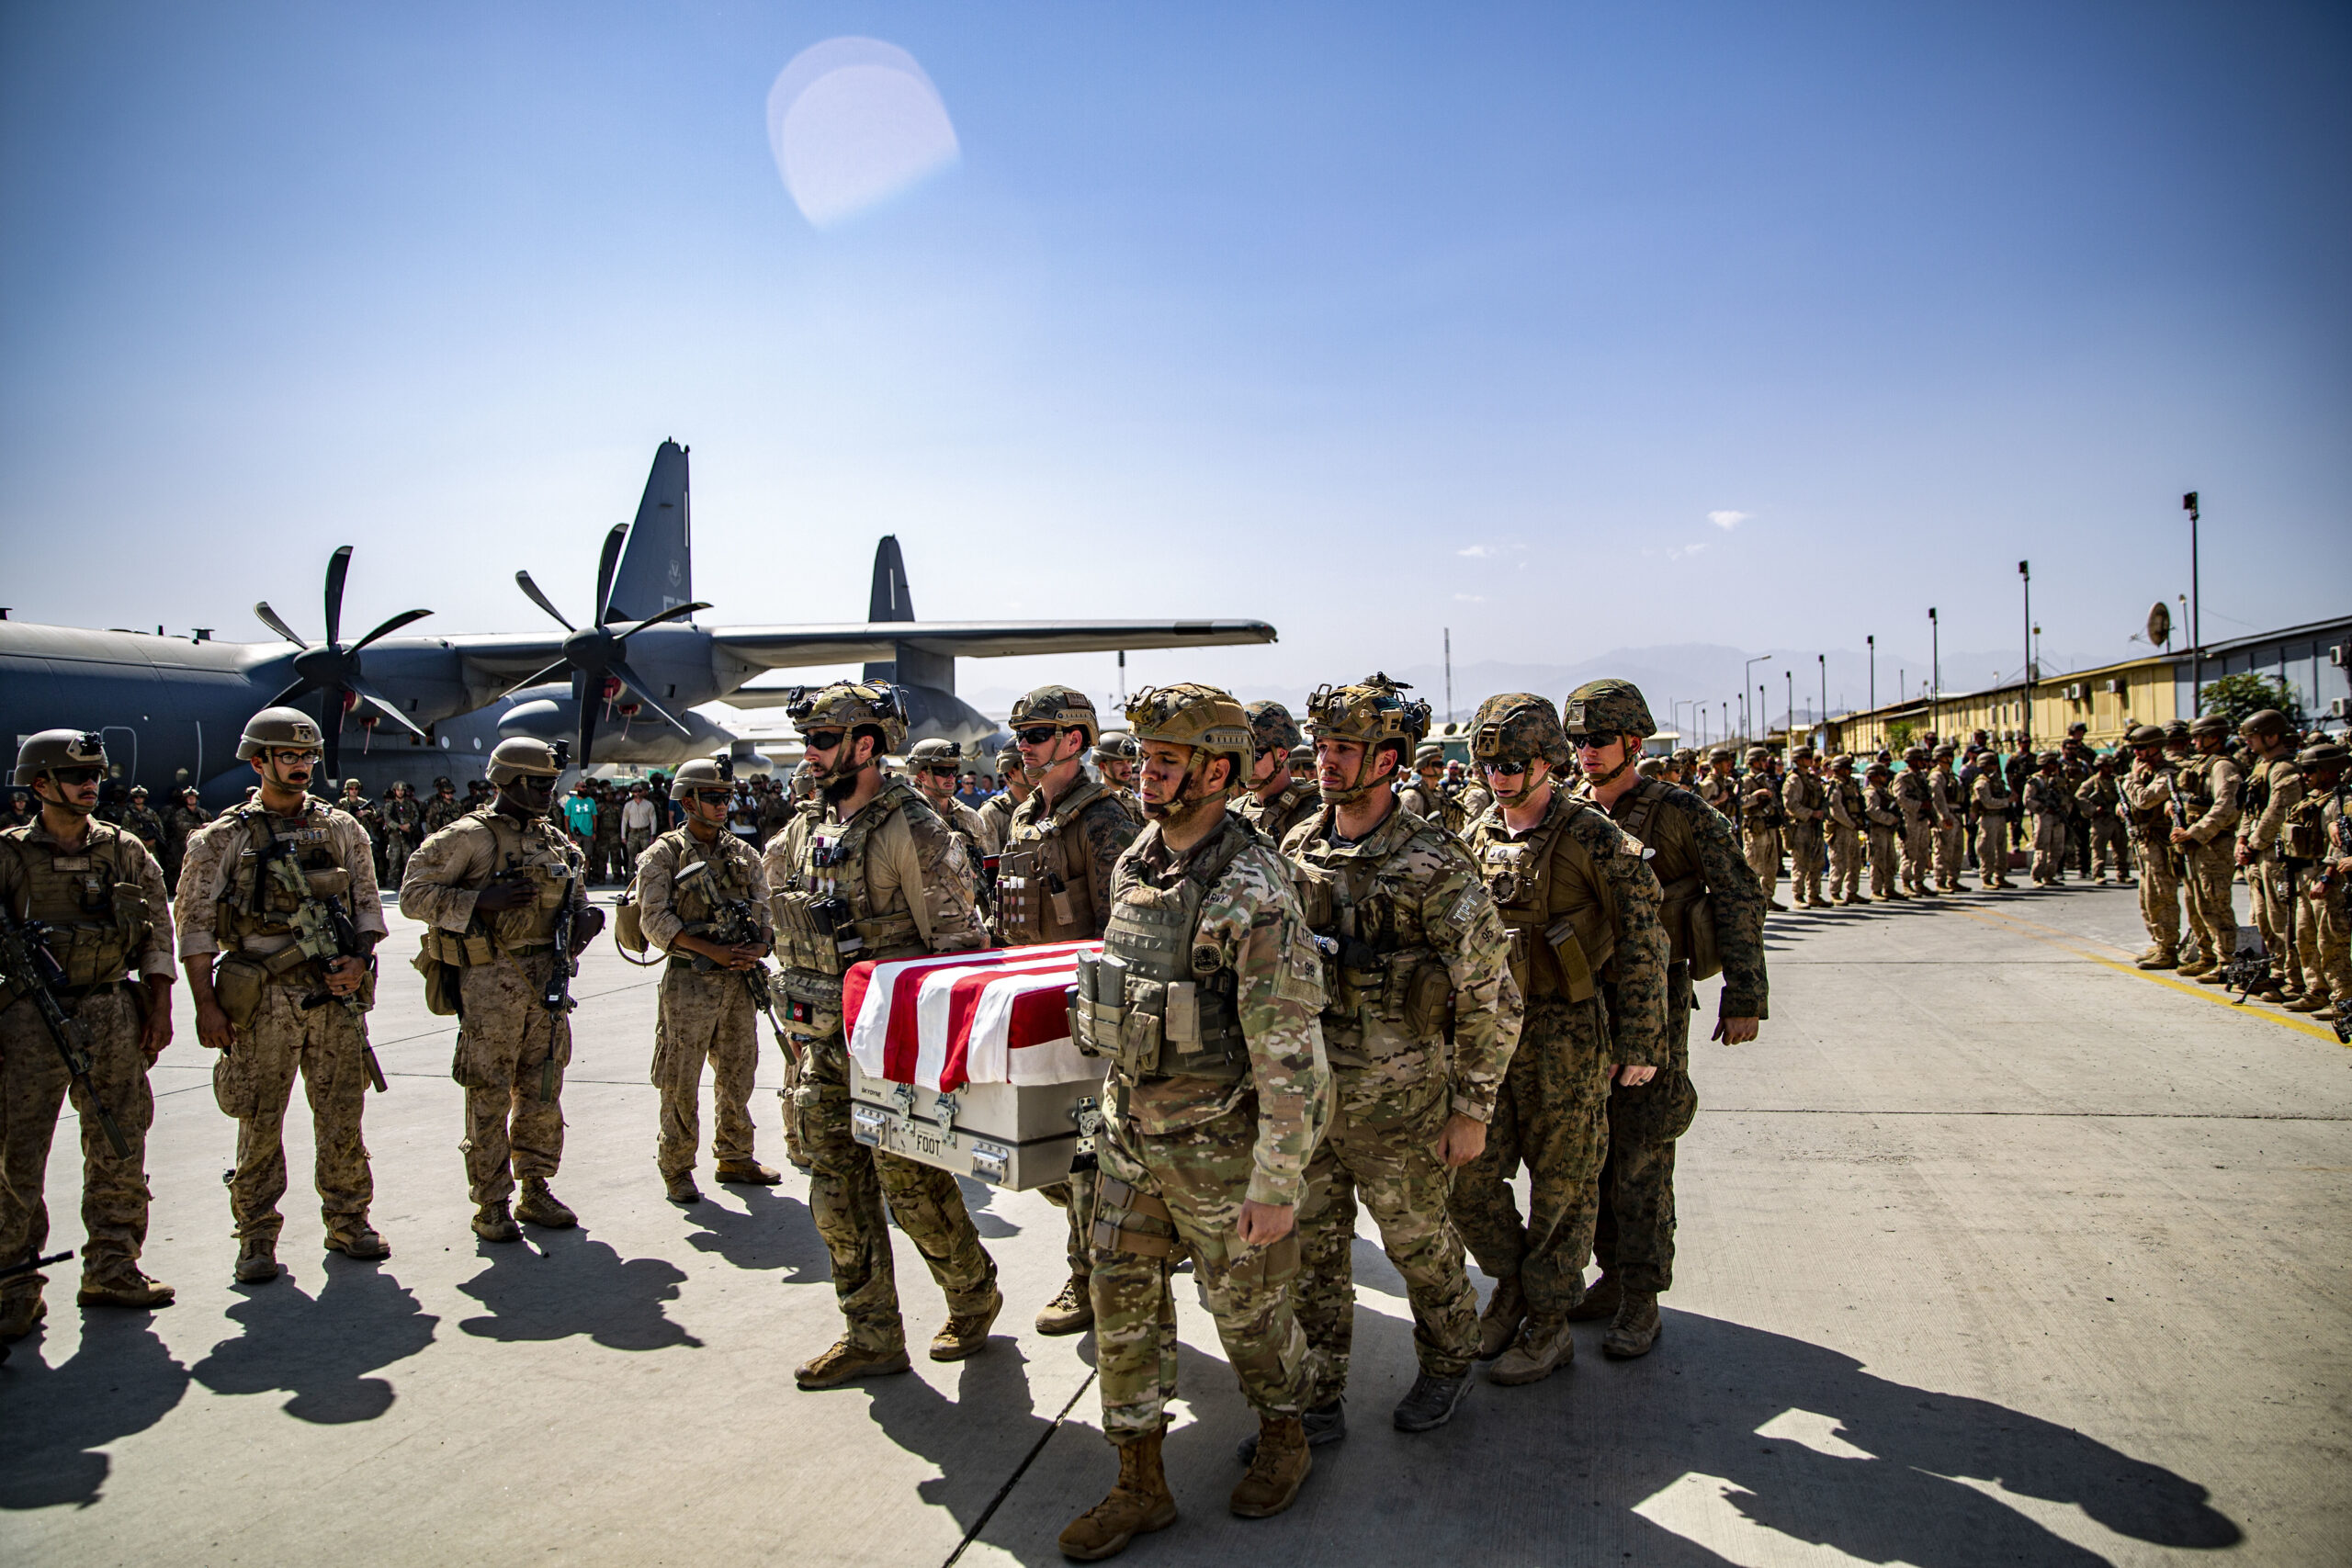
[1582,737,1638,790]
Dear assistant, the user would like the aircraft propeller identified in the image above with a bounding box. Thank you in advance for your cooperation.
[513,523,710,772]
[255,546,432,785]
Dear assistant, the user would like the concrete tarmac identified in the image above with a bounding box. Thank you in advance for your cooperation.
[2,879,2345,1565]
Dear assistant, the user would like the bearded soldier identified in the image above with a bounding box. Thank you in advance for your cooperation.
[1448,694,1668,1387]
[992,687,1145,1336]
[1739,746,1785,912]
[975,742,1029,857]
[0,731,176,1339]
[1893,748,1937,897]
[2172,715,2244,981]
[1781,748,1828,908]
[1561,682,1761,1358]
[634,759,778,1204]
[401,739,601,1241]
[1862,761,1905,900]
[1270,675,1520,1446]
[907,739,989,863]
[2077,752,2131,886]
[2235,710,2302,1002]
[1058,684,1330,1557]
[1233,701,1320,846]
[764,682,1001,1386]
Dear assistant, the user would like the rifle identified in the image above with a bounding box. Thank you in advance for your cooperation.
[259,849,389,1093]
[691,888,797,1066]
[2221,941,2271,1005]
[0,901,131,1157]
[0,1248,73,1281]
[539,863,579,1102]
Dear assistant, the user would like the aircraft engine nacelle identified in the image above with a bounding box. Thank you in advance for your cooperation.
[499,693,737,765]
[895,685,1006,753]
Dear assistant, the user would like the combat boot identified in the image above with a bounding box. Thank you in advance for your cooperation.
[2176,959,2214,978]
[1236,1397,1343,1461]
[931,1287,1003,1361]
[1228,1416,1312,1518]
[1602,1291,1662,1358]
[1057,1424,1176,1561]
[1487,1315,1572,1385]
[715,1159,781,1186]
[1476,1274,1526,1359]
[796,1337,912,1390]
[324,1223,390,1261]
[2135,949,2178,971]
[664,1174,704,1206]
[514,1178,577,1228]
[0,1294,46,1341]
[472,1201,522,1243]
[1035,1275,1095,1336]
[1566,1271,1621,1323]
[234,1238,279,1282]
[1392,1373,1470,1433]
[77,1271,175,1310]
[2287,993,2331,1013]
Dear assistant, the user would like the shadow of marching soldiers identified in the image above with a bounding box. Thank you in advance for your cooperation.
[457,1225,701,1352]
[190,1254,438,1424]
[0,1311,189,1510]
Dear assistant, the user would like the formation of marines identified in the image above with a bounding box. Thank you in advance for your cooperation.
[6,669,2345,1557]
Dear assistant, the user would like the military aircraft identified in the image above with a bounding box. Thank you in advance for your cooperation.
[0,441,1276,804]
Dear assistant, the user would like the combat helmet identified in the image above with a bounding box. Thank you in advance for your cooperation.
[1745,744,1773,763]
[1866,760,1893,779]
[486,737,564,786]
[2239,708,2288,738]
[236,706,324,761]
[1709,746,1733,762]
[2038,750,2062,767]
[1414,742,1446,772]
[2188,714,2230,739]
[1470,694,1571,778]
[1124,683,1252,798]
[2296,740,2347,773]
[1091,731,1138,765]
[788,682,909,759]
[1008,684,1100,748]
[13,729,107,789]
[907,738,963,773]
[1304,673,1430,803]
[670,756,730,799]
[1564,680,1657,741]
[1244,701,1304,761]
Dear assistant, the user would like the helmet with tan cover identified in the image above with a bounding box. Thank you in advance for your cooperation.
[236,706,324,762]
[14,729,107,788]
[487,737,563,786]
[670,757,729,799]
[787,682,909,756]
[1009,684,1100,748]
[1125,683,1252,778]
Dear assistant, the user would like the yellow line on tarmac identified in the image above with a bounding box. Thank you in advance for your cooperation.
[1951,903,2345,1047]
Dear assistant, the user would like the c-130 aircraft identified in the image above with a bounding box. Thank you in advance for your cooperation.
[0,441,1276,805]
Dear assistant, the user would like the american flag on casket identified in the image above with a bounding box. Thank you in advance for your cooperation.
[843,942,1103,1093]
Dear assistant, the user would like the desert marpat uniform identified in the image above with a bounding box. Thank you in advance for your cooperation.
[1580,776,1764,1306]
[765,780,999,1353]
[2171,747,2243,972]
[2291,767,2351,1007]
[0,818,174,1304]
[1824,771,1864,903]
[175,795,387,1249]
[2077,768,2131,882]
[1781,767,1827,907]
[2241,750,2303,992]
[1075,814,1331,1441]
[1893,763,1935,895]
[1862,779,1904,898]
[1451,787,1668,1332]
[400,806,593,1207]
[1929,761,1968,890]
[1235,777,1320,847]
[2023,768,2070,885]
[1280,801,1519,1393]
[1739,765,1783,905]
[635,825,775,1182]
[2120,750,2185,963]
[1973,766,2017,888]
[999,774,1143,1290]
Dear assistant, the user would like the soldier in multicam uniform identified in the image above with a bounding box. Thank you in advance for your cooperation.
[421,774,465,837]
[906,739,991,869]
[1394,742,1457,835]
[1781,747,1828,908]
[1447,694,1668,1386]
[401,738,602,1243]
[2287,741,2350,1018]
[1928,744,1967,892]
[1092,730,1140,800]
[0,731,177,1341]
[633,758,779,1205]
[1233,701,1320,846]
[1740,745,1786,912]
[116,785,167,864]
[763,682,1002,1388]
[2171,715,2243,981]
[336,779,379,879]
[1561,682,1762,1358]
[1823,755,1865,905]
[176,709,390,1283]
[995,685,1144,1337]
[1861,761,1905,900]
[2118,725,2184,968]
[1057,684,1330,1558]
[2235,710,2302,1002]
[379,781,422,887]
[161,784,210,888]
[975,741,1029,857]
[1272,674,1519,1446]
[2023,752,2071,886]
[2077,751,2131,886]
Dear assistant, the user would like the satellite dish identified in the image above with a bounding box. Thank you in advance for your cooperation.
[2146,601,2171,649]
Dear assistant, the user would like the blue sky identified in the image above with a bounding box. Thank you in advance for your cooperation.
[2,2,2345,705]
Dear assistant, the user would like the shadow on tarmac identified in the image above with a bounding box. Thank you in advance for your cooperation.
[458,1226,703,1351]
[189,1255,439,1424]
[0,1310,188,1510]
[681,1184,829,1275]
[978,1303,2242,1565]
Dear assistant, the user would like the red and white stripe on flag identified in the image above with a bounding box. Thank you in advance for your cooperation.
[844,942,1102,1092]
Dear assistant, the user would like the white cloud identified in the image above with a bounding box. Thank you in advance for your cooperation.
[1707,510,1749,531]
[1667,543,1708,561]
[1457,545,1494,558]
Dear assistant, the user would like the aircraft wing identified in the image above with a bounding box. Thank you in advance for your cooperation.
[710,619,1277,670]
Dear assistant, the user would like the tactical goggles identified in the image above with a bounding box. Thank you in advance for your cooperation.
[689,789,732,805]
[48,766,104,786]
[801,729,847,752]
[1013,726,1066,748]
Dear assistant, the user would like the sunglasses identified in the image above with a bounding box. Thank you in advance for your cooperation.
[50,766,105,786]
[1013,726,1063,748]
[690,789,732,805]
[801,729,847,751]
[1482,760,1529,777]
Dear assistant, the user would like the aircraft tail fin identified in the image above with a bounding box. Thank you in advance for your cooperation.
[604,440,694,623]
[862,535,953,691]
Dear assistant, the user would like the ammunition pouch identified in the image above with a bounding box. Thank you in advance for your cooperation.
[411,940,462,1018]
[210,953,268,1031]
[1091,1175,1185,1261]
[613,889,648,958]
[1070,949,1248,1080]
[1657,871,1720,982]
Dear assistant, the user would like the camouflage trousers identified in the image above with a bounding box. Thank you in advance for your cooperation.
[590,832,627,885]
[1592,967,1699,1296]
[2180,840,2238,967]
[1977,815,2011,886]
[2030,812,2069,883]
[2295,888,2350,1003]
[1448,994,1611,1323]
[213,979,374,1246]
[789,1031,997,1352]
[653,965,759,1178]
[1090,1105,1312,1444]
[2247,852,2298,987]
[1295,1065,1478,1390]
[1743,827,1781,905]
[1899,819,1934,894]
[1826,824,1862,901]
[1934,822,1966,889]
[384,835,413,889]
[452,952,571,1205]
[1036,1168,1098,1282]
[0,986,153,1301]
[1788,826,1825,904]
[2137,843,2183,957]
[623,829,654,874]
[2089,818,2130,878]
[1866,827,1900,897]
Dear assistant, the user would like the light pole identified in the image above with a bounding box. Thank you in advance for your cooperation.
[1928,607,1940,743]
[1867,635,1876,744]
[2184,491,2201,715]
[1818,654,1827,751]
[1784,670,1794,759]
[2018,559,2032,749]
[1744,653,1773,743]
